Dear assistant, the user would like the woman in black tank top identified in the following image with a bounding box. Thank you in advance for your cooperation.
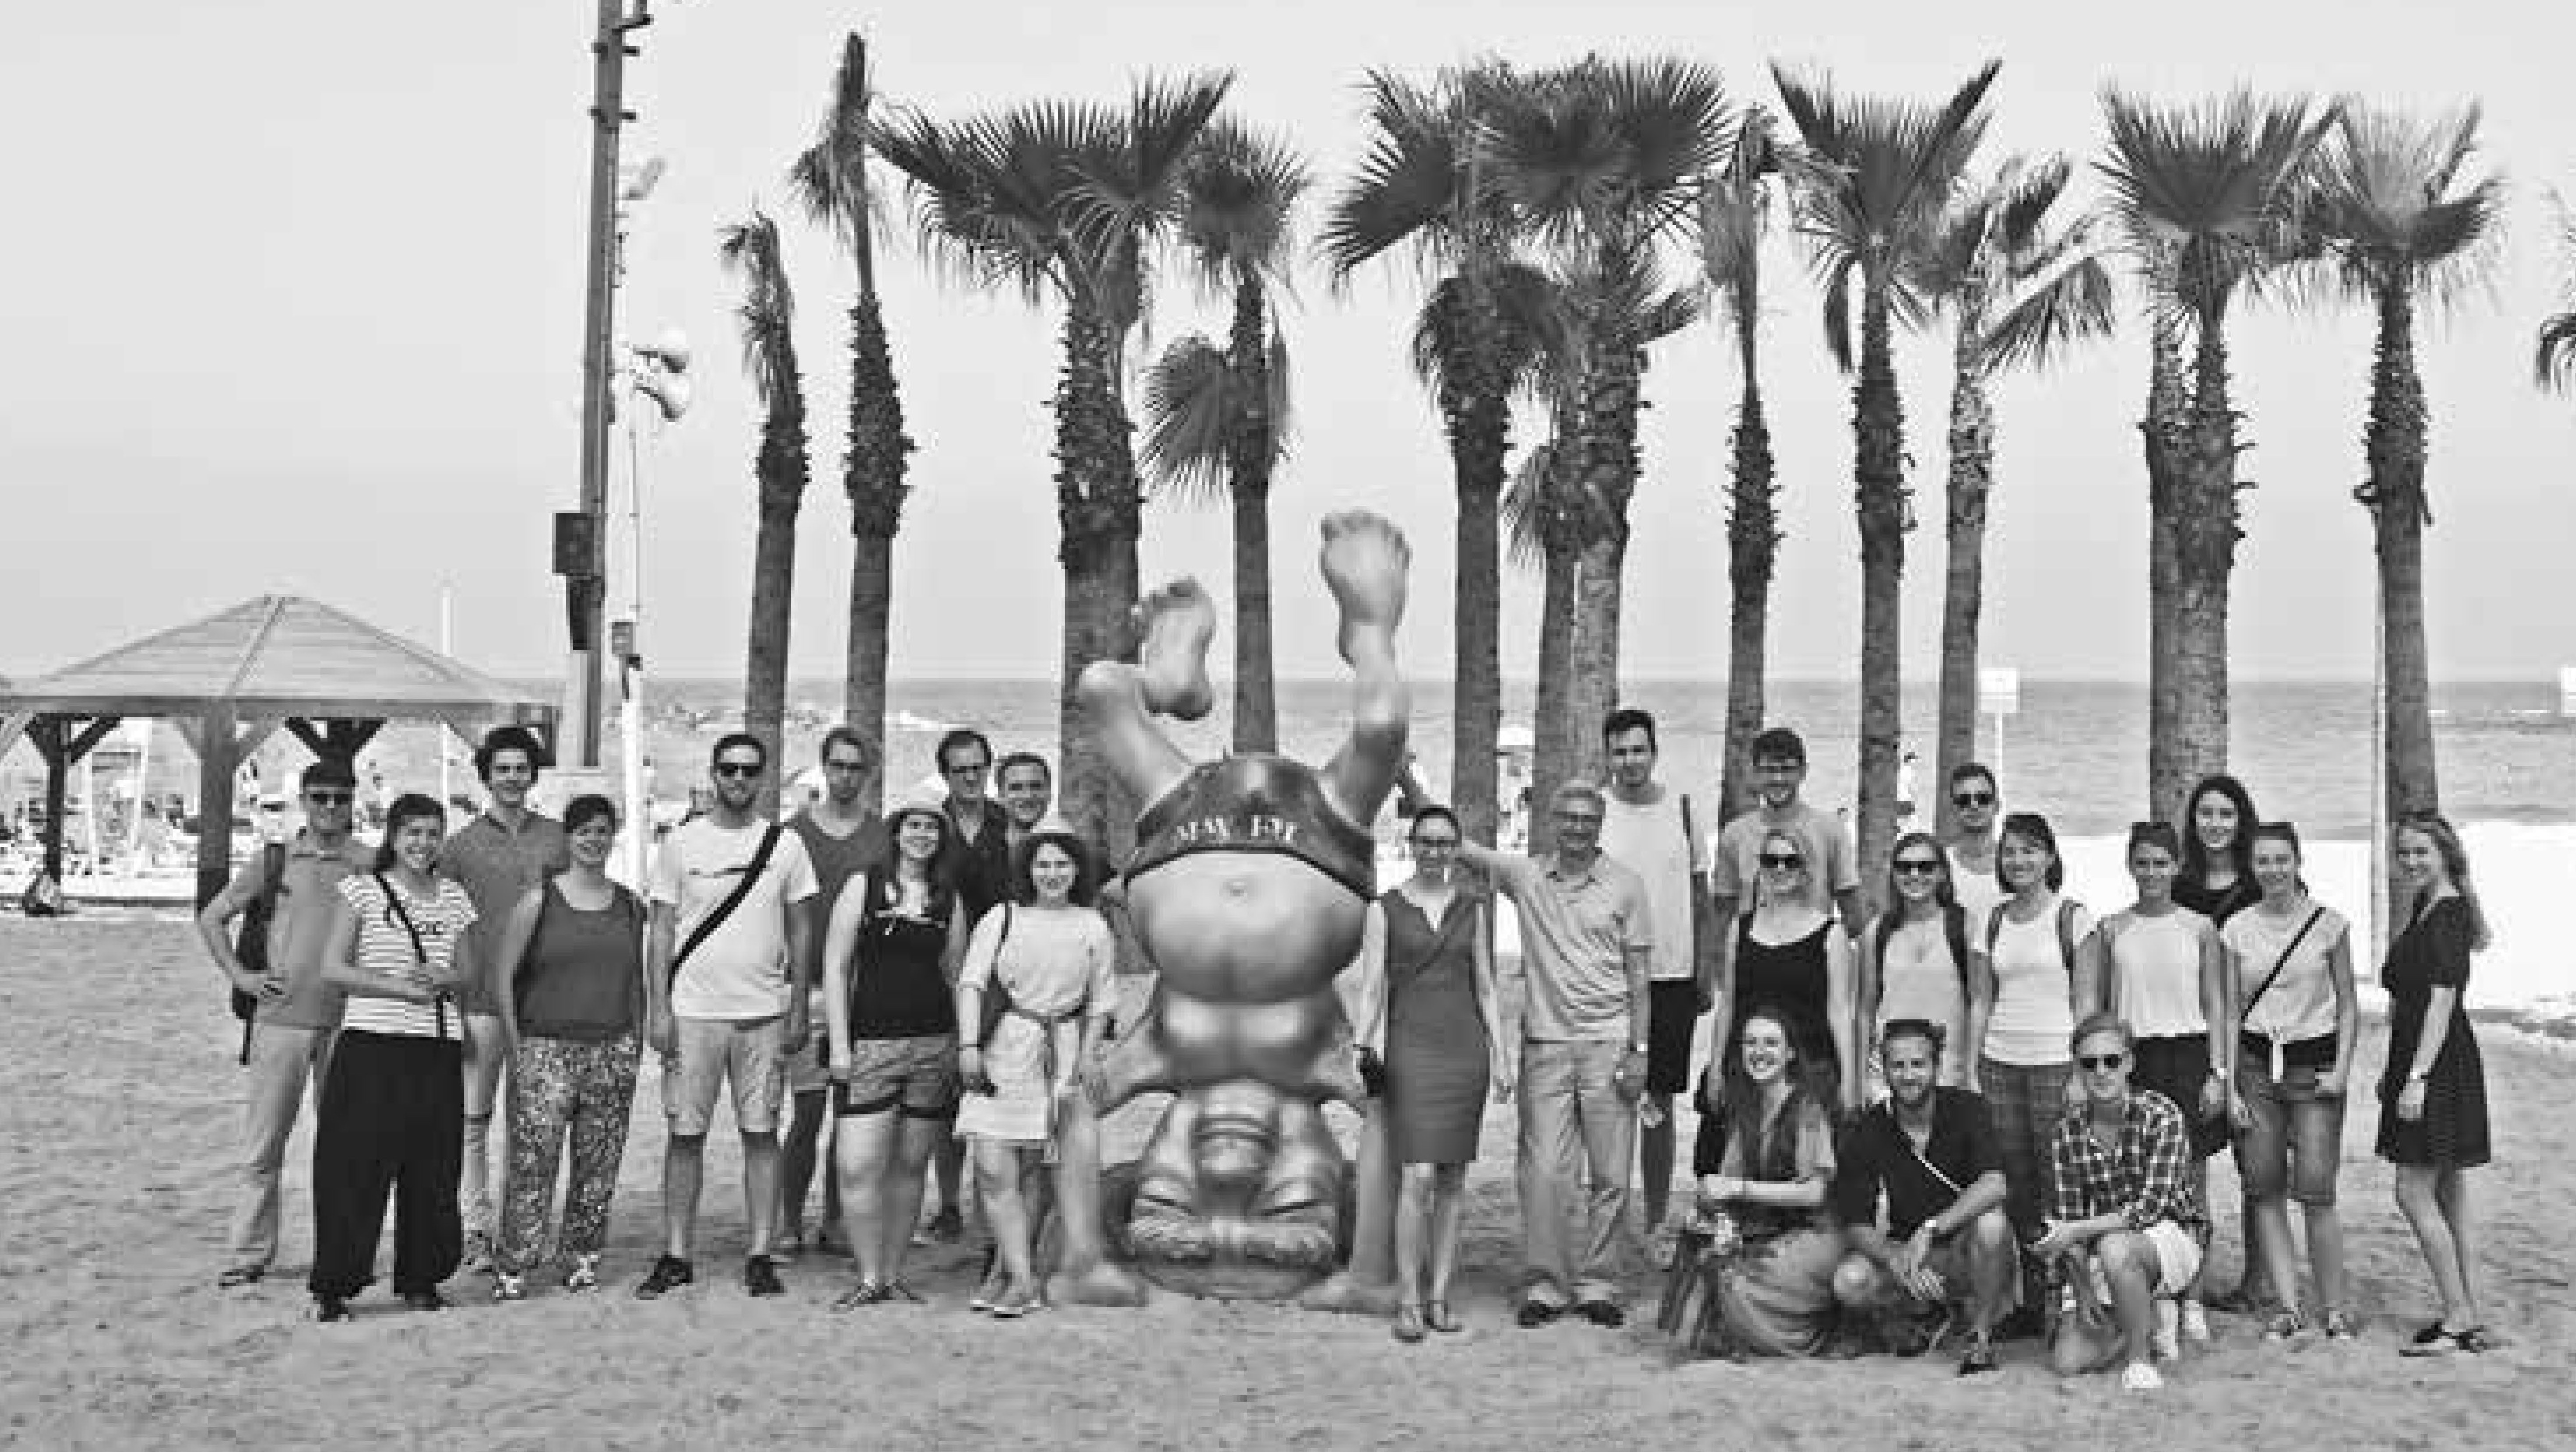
[1697,829,1853,1173]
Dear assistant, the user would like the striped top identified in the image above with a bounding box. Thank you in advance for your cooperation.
[336,873,477,1040]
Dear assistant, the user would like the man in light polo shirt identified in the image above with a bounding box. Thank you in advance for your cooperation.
[1460,780,1654,1329]
[636,732,818,1300]
[437,724,570,1272]
[1708,726,1866,1029]
[1596,706,1713,1265]
[196,757,368,1288]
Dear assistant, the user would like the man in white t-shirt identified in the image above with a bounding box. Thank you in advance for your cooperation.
[1943,760,2004,935]
[1709,727,1866,1021]
[1595,707,1712,1258]
[636,733,819,1301]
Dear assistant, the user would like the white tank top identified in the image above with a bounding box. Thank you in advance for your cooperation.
[1982,894,2094,1066]
[2108,908,2210,1040]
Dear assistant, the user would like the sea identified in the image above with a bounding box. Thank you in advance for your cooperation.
[666,674,2573,840]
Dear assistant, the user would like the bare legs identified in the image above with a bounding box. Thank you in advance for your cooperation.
[836,1112,941,1289]
[1073,580,1211,818]
[975,1141,1040,1294]
[2050,1231,2160,1379]
[461,1013,507,1257]
[1392,1162,1469,1317]
[2395,1165,2481,1330]
[1316,511,1411,827]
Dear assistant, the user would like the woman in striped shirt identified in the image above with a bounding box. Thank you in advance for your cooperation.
[308,792,481,1322]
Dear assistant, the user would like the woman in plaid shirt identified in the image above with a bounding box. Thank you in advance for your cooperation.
[2032,1012,2211,1392]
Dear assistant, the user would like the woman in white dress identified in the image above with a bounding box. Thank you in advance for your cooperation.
[954,819,1116,1317]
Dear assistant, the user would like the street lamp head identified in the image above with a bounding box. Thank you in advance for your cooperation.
[618,155,667,203]
[632,327,690,374]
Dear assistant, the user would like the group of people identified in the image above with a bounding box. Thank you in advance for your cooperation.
[196,707,2500,1392]
[1391,713,2496,1390]
[198,721,1105,1321]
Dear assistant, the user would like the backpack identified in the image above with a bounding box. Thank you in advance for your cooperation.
[1985,897,2081,972]
[230,842,289,1024]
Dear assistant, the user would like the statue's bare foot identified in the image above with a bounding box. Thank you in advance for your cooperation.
[1135,579,1217,721]
[1318,511,1409,667]
[1049,1261,1150,1309]
[1297,1271,1403,1317]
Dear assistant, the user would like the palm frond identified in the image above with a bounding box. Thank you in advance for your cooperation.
[716,206,798,405]
[1175,119,1311,301]
[1500,438,1557,572]
[785,33,898,256]
[1320,69,1475,282]
[2300,100,2505,316]
[1138,334,1235,505]
[2096,86,2332,322]
[2538,312,2576,394]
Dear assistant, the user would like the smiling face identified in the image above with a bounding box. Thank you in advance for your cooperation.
[1028,841,1078,905]
[1605,725,1657,792]
[1891,844,1946,905]
[2394,825,2448,892]
[1751,752,1806,811]
[1951,771,1998,833]
[567,813,617,869]
[390,813,444,874]
[2251,833,2302,901]
[999,761,1051,829]
[895,811,944,864]
[1880,1030,1939,1112]
[2128,837,2178,905]
[484,748,538,811]
[1998,830,2052,894]
[1739,1014,1795,1086]
[1550,792,1604,859]
[2192,790,2241,858]
[1408,815,1460,883]
[300,780,355,836]
[1757,833,1808,900]
[2074,1028,2134,1107]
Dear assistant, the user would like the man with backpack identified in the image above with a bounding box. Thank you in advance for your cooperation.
[195,757,367,1289]
[635,733,819,1300]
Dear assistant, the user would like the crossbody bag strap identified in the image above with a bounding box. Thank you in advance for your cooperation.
[671,824,783,981]
[375,871,449,1040]
[2238,907,2326,1028]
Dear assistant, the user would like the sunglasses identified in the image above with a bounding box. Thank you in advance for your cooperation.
[303,792,351,807]
[1412,836,1460,849]
[713,761,764,779]
[823,757,869,772]
[2077,1054,2128,1072]
[1953,791,1995,807]
[1759,852,1803,869]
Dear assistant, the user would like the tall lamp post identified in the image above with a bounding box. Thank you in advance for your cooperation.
[612,333,690,886]
[558,0,683,768]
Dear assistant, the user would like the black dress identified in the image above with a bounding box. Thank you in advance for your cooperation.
[2375,896,2490,1168]
[1380,890,1489,1166]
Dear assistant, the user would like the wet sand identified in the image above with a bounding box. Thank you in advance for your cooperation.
[1,916,2566,1451]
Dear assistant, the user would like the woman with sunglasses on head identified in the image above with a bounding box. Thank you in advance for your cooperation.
[824,793,970,1307]
[486,794,647,1303]
[2098,821,2229,1346]
[307,793,481,1322]
[1857,832,1983,1089]
[1353,805,1509,1343]
[1968,811,2104,1328]
[2376,811,2495,1355]
[2220,822,2359,1343]
[1681,1004,1847,1358]
[1718,830,1854,1117]
[2173,775,2262,928]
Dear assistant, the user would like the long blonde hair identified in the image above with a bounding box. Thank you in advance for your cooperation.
[2396,811,2492,952]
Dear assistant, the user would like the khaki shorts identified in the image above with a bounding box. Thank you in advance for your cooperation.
[661,1014,788,1137]
[836,1034,961,1120]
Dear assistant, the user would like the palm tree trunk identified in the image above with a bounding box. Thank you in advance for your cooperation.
[2170,315,2241,814]
[744,406,809,819]
[1442,295,1510,846]
[1567,340,1641,793]
[2364,284,2438,822]
[1532,527,1577,855]
[842,287,911,820]
[1852,281,1908,916]
[1934,329,1994,844]
[2144,318,2191,822]
[1053,303,1142,859]
[1722,374,1777,823]
[844,528,893,815]
[1225,279,1278,755]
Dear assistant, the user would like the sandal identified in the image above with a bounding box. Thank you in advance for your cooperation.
[1957,1339,2000,1376]
[2321,1310,2356,1342]
[2400,1323,2499,1356]
[1393,1303,1427,1343]
[1424,1300,1462,1334]
[2262,1310,2306,1342]
[832,1280,892,1311]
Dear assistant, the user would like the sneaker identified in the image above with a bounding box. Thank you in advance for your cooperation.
[926,1208,966,1245]
[401,1289,450,1312]
[2121,1361,2164,1393]
[990,1280,1039,1319]
[2152,1300,2182,1362]
[2178,1300,2212,1344]
[562,1253,603,1293]
[744,1255,785,1298]
[883,1280,925,1304]
[832,1280,891,1311]
[969,1268,1006,1314]
[2263,1311,2306,1343]
[1574,1299,1626,1329]
[633,1254,694,1300]
[1957,1338,2000,1376]
[2321,1310,2357,1343]
[217,1265,264,1289]
[312,1294,352,1323]
[1515,1299,1561,1329]
[491,1272,527,1303]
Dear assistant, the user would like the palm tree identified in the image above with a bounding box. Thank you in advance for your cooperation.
[716,206,813,814]
[1137,122,1310,754]
[1774,58,2000,909]
[1484,56,1730,791]
[2099,89,2332,821]
[1699,109,1788,821]
[788,33,914,817]
[1922,157,2118,840]
[874,74,1231,852]
[1322,63,1528,845]
[2305,103,2503,824]
[2538,188,2576,393]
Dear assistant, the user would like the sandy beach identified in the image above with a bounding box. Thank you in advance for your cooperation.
[2,914,2567,1452]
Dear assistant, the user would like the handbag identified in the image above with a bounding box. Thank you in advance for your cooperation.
[228,841,289,1065]
[973,903,1017,1049]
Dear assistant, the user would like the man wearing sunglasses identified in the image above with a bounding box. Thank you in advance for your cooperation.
[639,733,820,1300]
[1943,762,2004,933]
[2033,1012,2210,1392]
[197,757,368,1289]
[439,725,571,1273]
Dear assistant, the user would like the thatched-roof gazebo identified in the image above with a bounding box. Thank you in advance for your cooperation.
[0,595,555,907]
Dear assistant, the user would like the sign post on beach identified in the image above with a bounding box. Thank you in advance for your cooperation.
[2558,666,2576,717]
[1978,666,2020,780]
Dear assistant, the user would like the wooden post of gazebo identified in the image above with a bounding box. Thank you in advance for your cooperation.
[28,715,121,882]
[192,705,239,911]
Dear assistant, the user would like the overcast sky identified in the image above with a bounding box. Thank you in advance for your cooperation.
[4,1,2571,689]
